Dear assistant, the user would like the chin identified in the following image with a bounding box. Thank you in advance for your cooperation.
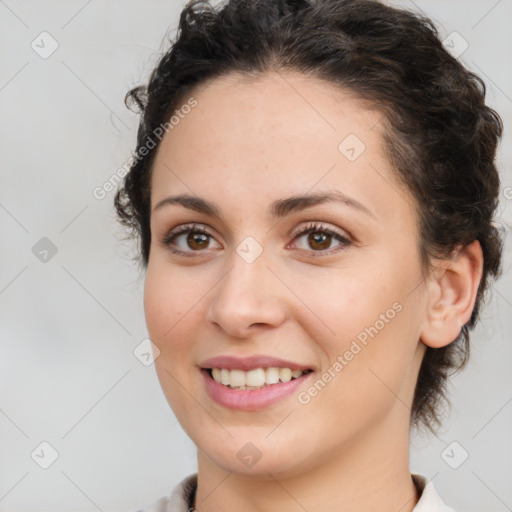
[195,431,316,479]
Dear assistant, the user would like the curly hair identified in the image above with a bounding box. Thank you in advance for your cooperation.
[114,0,503,434]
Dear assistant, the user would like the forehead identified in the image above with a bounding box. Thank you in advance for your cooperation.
[150,71,412,224]
[170,70,382,154]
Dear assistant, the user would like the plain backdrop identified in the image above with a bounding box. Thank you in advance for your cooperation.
[1,1,511,511]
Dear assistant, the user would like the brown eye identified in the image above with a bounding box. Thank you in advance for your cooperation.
[292,222,352,256]
[186,232,209,250]
[307,232,332,251]
[161,224,221,256]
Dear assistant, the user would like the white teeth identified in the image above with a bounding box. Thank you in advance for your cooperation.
[265,367,280,384]
[220,368,230,386]
[230,369,246,387]
[246,368,266,387]
[279,368,292,382]
[209,367,310,389]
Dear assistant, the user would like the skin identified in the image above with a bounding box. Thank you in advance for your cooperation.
[144,71,483,512]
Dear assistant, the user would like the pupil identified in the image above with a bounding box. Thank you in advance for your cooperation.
[188,232,208,249]
[309,232,330,250]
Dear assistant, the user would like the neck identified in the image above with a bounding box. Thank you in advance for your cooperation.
[193,410,419,512]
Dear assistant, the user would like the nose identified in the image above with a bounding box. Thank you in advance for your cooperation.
[205,249,288,339]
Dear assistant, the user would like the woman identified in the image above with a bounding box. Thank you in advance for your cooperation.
[114,0,503,510]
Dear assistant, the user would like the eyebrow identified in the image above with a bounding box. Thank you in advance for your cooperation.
[152,190,376,220]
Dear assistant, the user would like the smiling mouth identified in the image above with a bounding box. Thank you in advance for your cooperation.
[206,367,314,390]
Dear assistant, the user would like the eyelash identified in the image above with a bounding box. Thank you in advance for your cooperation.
[160,222,352,258]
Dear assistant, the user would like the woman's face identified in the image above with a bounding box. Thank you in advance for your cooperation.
[144,71,428,477]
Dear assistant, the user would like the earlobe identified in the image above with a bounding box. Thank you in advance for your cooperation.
[420,240,483,349]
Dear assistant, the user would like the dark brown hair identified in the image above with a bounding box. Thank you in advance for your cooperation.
[114,0,503,434]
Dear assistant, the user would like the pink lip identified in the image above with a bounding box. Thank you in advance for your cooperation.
[199,355,313,372]
[201,369,314,410]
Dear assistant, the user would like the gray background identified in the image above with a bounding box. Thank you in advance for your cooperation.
[0,1,511,511]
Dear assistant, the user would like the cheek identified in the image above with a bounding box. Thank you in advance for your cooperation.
[317,249,422,431]
[143,262,193,360]
[144,272,172,343]
[288,260,404,345]
[144,264,203,416]
[291,256,420,399]
[143,260,216,393]
[298,310,417,444]
[143,257,199,336]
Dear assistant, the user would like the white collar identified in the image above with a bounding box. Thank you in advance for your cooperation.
[412,474,456,511]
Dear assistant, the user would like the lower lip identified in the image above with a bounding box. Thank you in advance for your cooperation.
[201,369,314,410]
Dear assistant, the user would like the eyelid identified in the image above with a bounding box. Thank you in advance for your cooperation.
[289,221,351,241]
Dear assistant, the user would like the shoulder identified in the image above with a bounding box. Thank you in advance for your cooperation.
[412,474,456,512]
[132,473,198,512]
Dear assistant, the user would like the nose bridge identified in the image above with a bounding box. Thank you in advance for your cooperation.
[206,242,287,336]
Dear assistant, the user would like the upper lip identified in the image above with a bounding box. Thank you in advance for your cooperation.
[199,355,314,372]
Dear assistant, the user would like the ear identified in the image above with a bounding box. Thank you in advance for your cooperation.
[420,240,483,349]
